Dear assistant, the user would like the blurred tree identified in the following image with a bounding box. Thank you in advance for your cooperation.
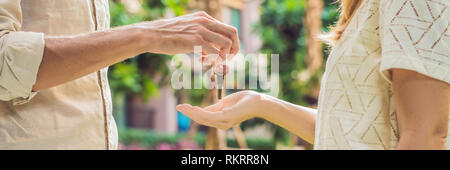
[305,0,324,74]
[109,0,189,100]
[185,0,228,150]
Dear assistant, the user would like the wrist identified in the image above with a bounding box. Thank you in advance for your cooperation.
[137,27,154,53]
[254,93,276,119]
[127,25,159,54]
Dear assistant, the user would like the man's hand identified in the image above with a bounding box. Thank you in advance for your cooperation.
[34,11,240,91]
[138,11,240,60]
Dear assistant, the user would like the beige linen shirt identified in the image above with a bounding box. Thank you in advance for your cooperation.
[0,0,117,149]
[315,0,449,149]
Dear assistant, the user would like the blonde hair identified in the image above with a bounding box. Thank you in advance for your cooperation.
[325,0,363,45]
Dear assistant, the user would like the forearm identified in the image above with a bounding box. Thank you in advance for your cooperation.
[33,26,148,91]
[257,94,317,144]
[392,69,449,150]
[32,11,239,91]
[396,131,447,150]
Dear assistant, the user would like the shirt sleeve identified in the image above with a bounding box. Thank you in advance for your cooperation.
[0,0,45,105]
[379,0,449,84]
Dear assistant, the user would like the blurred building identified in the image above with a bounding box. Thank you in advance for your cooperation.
[124,0,263,133]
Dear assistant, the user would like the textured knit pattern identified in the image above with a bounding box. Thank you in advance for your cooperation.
[314,0,449,150]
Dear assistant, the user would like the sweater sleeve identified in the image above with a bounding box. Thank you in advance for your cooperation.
[0,0,45,105]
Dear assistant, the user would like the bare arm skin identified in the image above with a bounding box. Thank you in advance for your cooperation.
[259,94,317,144]
[392,69,449,150]
[176,69,450,148]
[176,91,317,144]
[33,11,239,91]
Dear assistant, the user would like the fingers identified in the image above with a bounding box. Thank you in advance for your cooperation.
[199,40,221,57]
[176,104,215,124]
[192,11,240,59]
[203,91,247,112]
[176,91,260,131]
[221,91,246,103]
[204,101,224,112]
[210,23,240,57]
[198,28,232,60]
[176,104,231,130]
[191,33,220,57]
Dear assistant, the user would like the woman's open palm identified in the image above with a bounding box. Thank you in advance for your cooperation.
[176,91,262,130]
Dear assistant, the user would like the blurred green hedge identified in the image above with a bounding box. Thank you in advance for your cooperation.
[119,128,276,150]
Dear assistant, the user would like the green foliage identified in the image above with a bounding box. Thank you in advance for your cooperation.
[186,89,209,106]
[118,128,204,148]
[162,0,190,16]
[109,61,159,99]
[119,128,275,150]
[108,0,189,101]
[228,137,276,150]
